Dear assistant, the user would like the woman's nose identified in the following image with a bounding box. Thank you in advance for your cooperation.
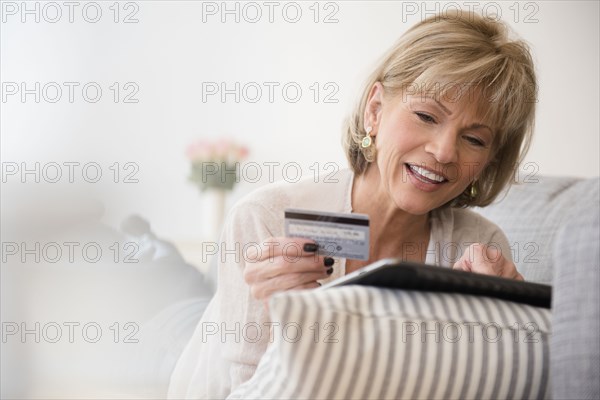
[424,131,458,164]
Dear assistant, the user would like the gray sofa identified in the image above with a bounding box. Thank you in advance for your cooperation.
[475,175,600,399]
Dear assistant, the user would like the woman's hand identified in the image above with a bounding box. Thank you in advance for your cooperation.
[243,237,334,310]
[452,243,524,281]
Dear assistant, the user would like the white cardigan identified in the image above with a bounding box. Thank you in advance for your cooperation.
[168,168,512,399]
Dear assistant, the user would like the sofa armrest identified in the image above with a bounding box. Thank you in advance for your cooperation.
[551,196,600,399]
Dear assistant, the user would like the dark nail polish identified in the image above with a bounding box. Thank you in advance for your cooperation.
[303,243,318,252]
[324,257,334,267]
[327,267,334,275]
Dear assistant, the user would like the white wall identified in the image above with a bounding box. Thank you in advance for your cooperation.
[2,1,599,241]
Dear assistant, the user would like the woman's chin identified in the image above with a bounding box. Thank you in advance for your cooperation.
[392,198,437,216]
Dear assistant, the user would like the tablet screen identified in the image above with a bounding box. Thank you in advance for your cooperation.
[322,258,552,309]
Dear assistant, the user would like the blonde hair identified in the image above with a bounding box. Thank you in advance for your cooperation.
[343,10,537,207]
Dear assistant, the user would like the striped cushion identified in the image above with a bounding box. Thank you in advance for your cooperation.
[228,286,551,400]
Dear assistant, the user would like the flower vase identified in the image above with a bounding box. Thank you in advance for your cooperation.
[202,189,227,241]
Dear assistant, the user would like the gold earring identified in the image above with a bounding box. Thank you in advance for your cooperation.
[361,126,373,148]
[470,182,478,198]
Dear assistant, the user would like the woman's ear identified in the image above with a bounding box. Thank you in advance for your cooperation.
[363,82,384,136]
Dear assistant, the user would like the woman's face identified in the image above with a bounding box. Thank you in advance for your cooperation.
[365,83,495,215]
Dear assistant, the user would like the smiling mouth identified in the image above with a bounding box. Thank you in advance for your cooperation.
[405,163,448,184]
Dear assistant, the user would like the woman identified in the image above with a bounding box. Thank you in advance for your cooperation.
[169,10,535,399]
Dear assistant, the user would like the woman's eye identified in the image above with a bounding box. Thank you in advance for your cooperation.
[465,136,485,147]
[416,112,436,123]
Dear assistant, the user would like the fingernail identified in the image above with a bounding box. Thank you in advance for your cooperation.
[327,267,333,275]
[488,247,500,259]
[324,257,334,267]
[303,243,318,252]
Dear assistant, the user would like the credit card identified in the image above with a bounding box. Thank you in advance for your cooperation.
[284,208,370,260]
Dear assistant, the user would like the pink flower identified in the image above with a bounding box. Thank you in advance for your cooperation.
[185,139,214,161]
[237,146,249,160]
[185,138,249,163]
[214,138,232,161]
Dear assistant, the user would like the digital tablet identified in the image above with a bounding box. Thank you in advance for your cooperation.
[321,258,552,309]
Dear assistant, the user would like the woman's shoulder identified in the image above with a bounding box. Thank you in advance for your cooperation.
[433,206,508,244]
[431,206,513,263]
[451,207,501,228]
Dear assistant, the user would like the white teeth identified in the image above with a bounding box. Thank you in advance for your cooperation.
[409,165,445,183]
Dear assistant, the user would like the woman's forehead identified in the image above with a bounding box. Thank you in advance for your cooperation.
[399,84,497,125]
